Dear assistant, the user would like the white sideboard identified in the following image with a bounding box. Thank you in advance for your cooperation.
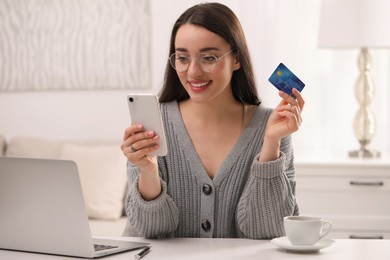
[294,155,390,239]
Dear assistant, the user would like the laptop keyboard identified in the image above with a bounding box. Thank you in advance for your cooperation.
[94,244,118,251]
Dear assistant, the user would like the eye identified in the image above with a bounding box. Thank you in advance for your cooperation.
[176,55,190,64]
[200,54,218,63]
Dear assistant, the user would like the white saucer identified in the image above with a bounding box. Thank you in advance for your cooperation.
[271,236,335,253]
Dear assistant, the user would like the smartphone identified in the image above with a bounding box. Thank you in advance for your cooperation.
[127,93,168,156]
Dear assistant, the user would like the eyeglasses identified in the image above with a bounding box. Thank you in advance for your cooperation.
[169,49,234,73]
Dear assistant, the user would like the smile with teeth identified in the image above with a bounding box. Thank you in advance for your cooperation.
[190,81,210,88]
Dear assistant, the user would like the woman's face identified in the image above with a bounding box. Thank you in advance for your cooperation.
[174,24,240,104]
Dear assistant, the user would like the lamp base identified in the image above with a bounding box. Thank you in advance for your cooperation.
[348,48,381,159]
[349,148,381,158]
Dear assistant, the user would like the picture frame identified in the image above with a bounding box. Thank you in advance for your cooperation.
[0,0,150,91]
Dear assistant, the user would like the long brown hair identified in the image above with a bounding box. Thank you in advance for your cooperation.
[159,2,260,105]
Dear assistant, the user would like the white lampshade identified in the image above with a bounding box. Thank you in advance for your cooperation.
[319,0,390,48]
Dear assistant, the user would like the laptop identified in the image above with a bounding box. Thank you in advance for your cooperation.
[0,156,149,258]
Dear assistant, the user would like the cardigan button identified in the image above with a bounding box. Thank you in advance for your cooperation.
[201,220,211,231]
[202,184,212,195]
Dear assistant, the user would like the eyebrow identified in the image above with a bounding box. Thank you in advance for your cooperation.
[175,47,221,53]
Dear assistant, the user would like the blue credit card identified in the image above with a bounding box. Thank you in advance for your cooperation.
[268,63,305,98]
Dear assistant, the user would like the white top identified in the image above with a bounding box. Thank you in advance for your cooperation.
[1,237,389,260]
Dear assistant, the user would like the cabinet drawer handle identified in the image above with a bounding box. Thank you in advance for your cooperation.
[349,181,384,186]
[349,235,384,239]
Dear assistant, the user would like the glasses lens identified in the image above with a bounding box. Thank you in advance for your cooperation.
[168,53,221,73]
[169,54,190,72]
[169,53,177,70]
[199,54,218,73]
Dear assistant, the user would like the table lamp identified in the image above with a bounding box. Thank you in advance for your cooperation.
[318,0,390,158]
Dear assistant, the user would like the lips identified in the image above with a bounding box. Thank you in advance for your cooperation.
[188,80,211,92]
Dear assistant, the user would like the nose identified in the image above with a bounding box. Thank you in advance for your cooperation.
[186,58,203,75]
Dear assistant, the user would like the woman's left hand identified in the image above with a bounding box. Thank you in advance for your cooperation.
[265,88,305,141]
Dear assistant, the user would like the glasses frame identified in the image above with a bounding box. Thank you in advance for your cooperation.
[169,49,234,73]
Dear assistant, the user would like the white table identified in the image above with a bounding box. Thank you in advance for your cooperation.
[1,237,389,260]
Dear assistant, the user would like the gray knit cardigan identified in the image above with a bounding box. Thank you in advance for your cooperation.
[123,101,299,239]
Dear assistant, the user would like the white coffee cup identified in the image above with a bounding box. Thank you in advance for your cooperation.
[284,216,332,246]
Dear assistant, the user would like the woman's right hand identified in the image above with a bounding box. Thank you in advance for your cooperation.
[121,124,160,173]
[121,124,162,200]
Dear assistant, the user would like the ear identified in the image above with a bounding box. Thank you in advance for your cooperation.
[232,56,241,71]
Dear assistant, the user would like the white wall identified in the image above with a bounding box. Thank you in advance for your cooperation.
[1,0,389,158]
[147,0,390,158]
[0,90,132,141]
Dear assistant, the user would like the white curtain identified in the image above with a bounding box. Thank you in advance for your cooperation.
[237,0,390,157]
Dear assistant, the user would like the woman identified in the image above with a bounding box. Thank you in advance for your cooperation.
[121,2,304,239]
